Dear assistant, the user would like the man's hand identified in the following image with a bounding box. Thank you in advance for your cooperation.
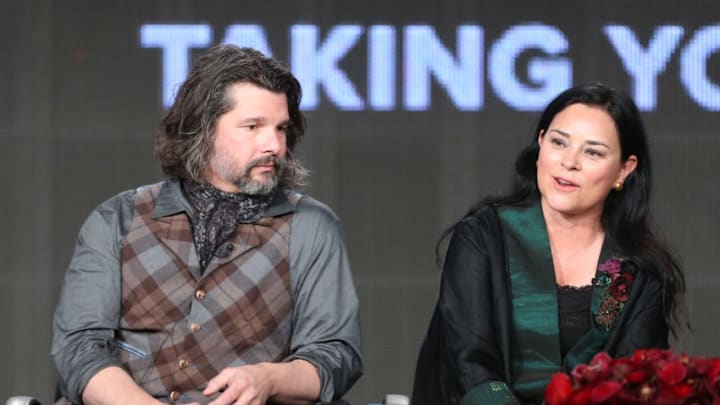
[204,363,272,405]
[204,360,320,405]
[82,366,202,405]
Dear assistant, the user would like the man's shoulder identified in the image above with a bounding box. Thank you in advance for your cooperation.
[95,180,167,211]
[290,192,341,224]
[284,192,345,240]
[78,180,175,240]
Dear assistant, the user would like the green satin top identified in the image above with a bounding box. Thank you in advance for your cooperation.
[494,202,617,404]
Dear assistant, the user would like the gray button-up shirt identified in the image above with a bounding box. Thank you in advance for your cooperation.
[51,178,362,403]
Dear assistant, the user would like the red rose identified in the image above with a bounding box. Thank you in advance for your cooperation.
[572,354,613,386]
[610,358,634,380]
[572,364,592,385]
[633,348,664,363]
[705,359,720,395]
[708,359,720,382]
[655,383,678,404]
[570,387,591,405]
[690,357,712,374]
[546,372,574,405]
[590,381,622,403]
[588,352,613,382]
[671,383,694,399]
[626,370,649,384]
[658,360,688,385]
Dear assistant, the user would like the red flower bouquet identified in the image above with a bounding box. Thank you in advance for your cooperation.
[545,349,720,405]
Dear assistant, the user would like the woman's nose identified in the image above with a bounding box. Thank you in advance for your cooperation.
[561,152,580,170]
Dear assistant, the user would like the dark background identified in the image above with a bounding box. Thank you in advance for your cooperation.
[1,1,719,404]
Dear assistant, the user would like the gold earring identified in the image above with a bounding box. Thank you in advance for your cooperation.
[613,181,623,191]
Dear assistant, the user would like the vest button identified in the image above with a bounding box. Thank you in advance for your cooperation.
[191,323,201,332]
[169,390,180,401]
[178,359,189,369]
[195,289,206,300]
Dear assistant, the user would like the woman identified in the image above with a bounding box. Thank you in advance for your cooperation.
[412,83,685,405]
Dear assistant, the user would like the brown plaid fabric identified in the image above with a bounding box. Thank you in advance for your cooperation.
[116,182,296,400]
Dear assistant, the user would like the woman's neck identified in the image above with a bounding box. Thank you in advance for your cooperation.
[541,199,604,235]
[542,204,605,287]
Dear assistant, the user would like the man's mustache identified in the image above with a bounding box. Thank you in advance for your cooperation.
[245,155,283,172]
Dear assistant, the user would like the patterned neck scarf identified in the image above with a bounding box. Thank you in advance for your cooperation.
[182,181,273,271]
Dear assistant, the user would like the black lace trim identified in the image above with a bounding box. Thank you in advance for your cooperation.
[557,284,593,358]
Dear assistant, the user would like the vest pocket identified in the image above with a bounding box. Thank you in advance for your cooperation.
[115,335,166,394]
[116,339,149,359]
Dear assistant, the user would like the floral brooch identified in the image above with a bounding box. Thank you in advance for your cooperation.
[593,258,634,332]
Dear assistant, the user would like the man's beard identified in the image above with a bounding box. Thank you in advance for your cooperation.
[209,152,283,195]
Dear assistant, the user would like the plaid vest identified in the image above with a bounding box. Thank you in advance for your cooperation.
[116,182,296,402]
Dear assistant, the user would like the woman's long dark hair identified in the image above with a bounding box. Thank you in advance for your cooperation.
[439,82,686,335]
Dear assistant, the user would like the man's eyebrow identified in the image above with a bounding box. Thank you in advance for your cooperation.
[240,116,266,123]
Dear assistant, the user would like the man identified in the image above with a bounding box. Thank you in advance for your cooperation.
[51,45,362,405]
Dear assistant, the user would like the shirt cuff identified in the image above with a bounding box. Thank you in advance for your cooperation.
[460,381,522,405]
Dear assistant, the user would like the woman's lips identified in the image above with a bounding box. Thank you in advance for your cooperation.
[554,176,578,189]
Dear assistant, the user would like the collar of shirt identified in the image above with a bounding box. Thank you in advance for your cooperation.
[151,177,297,221]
